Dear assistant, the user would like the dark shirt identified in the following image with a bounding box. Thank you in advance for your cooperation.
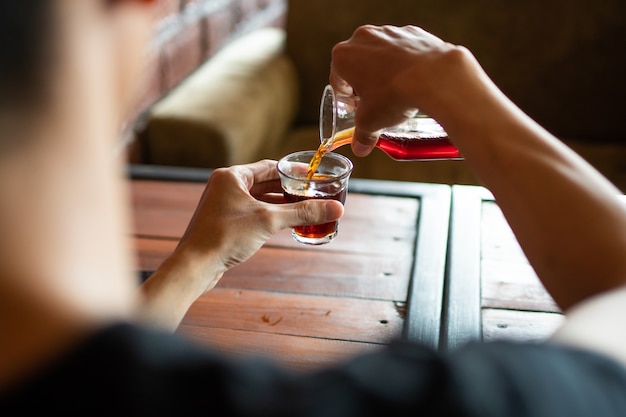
[2,323,626,416]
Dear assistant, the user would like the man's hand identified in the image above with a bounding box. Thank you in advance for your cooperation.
[329,25,472,156]
[139,160,344,330]
[176,159,344,282]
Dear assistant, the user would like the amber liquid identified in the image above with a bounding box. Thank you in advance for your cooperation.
[284,175,347,240]
[307,127,461,178]
[377,132,460,160]
[306,147,328,180]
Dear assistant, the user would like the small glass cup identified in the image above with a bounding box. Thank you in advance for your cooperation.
[320,84,461,161]
[277,150,353,245]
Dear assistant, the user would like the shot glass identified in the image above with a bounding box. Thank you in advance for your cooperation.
[277,150,353,245]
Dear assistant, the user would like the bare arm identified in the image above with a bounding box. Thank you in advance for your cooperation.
[438,52,626,311]
[137,160,343,330]
[330,25,626,361]
[441,61,626,363]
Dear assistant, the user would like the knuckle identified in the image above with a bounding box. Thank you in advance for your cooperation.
[355,24,377,36]
[209,167,232,182]
[297,201,321,225]
[255,204,280,232]
[331,42,348,61]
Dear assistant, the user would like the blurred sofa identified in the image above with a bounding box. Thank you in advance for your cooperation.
[124,0,288,148]
[135,0,626,189]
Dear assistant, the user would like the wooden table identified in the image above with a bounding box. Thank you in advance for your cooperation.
[444,185,564,350]
[129,165,565,370]
[130,165,451,371]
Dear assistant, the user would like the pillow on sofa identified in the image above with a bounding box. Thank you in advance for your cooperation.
[140,27,299,168]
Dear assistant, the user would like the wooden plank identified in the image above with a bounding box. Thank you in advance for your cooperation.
[131,180,420,256]
[266,225,416,256]
[130,172,451,353]
[482,260,561,313]
[442,185,489,351]
[482,308,565,343]
[132,236,414,302]
[130,180,420,232]
[132,237,177,271]
[480,199,560,313]
[481,201,530,265]
[445,186,561,350]
[128,164,213,182]
[182,288,404,344]
[402,183,451,350]
[290,191,420,254]
[177,325,383,372]
[221,247,412,301]
[479,197,564,344]
[130,180,202,239]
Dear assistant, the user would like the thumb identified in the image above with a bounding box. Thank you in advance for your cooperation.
[353,95,415,157]
[352,128,379,157]
[272,200,344,231]
[352,99,382,157]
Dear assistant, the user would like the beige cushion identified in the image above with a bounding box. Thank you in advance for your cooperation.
[142,27,299,168]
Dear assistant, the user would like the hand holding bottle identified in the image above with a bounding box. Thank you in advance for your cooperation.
[320,84,460,161]
[329,25,480,157]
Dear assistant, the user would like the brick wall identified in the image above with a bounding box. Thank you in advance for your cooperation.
[134,0,287,120]
[122,0,287,159]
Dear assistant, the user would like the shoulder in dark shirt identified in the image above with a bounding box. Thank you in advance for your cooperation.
[2,323,626,416]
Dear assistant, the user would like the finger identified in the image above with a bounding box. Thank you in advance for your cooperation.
[351,128,379,157]
[350,98,387,157]
[237,159,279,190]
[329,67,353,96]
[269,199,344,231]
[351,95,417,157]
[250,178,282,197]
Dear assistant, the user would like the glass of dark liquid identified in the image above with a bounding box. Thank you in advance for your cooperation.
[319,84,462,160]
[277,150,353,245]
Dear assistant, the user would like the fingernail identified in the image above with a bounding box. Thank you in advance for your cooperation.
[324,201,344,221]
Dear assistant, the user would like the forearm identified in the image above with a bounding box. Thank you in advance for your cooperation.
[437,51,626,311]
[138,249,225,331]
[134,160,342,331]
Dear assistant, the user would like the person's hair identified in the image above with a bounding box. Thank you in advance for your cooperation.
[0,1,54,111]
